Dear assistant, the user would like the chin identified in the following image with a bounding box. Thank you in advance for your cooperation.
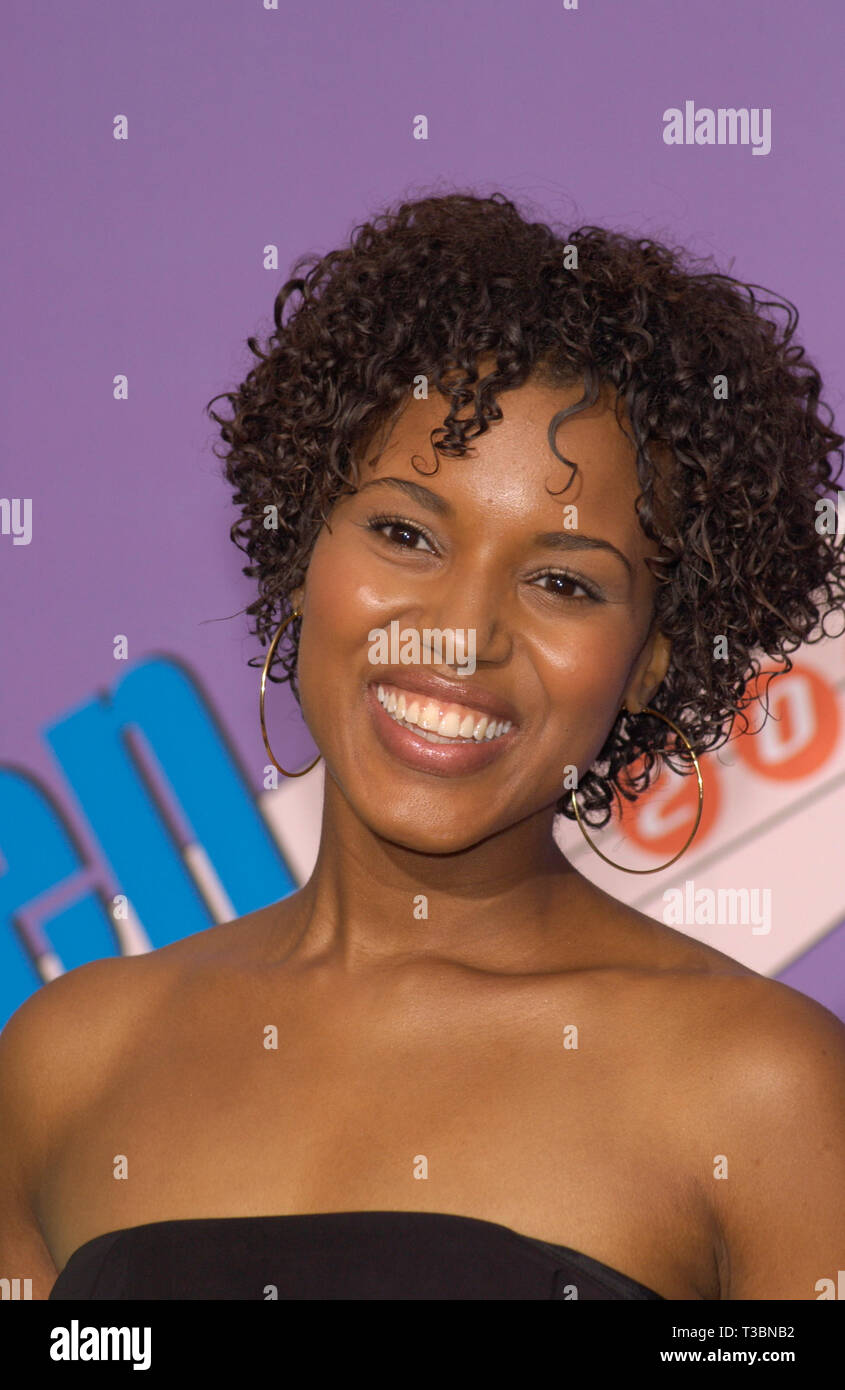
[366,809,492,857]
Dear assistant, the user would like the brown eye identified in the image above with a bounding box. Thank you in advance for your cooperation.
[533,571,601,602]
[366,515,436,552]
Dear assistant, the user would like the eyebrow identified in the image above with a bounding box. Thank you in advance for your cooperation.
[355,475,633,576]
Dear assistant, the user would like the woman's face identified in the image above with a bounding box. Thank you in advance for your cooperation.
[292,372,670,853]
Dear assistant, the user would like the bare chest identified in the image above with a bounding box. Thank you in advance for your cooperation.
[39,972,719,1299]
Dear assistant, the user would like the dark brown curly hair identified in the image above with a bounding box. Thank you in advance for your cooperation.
[206,190,845,829]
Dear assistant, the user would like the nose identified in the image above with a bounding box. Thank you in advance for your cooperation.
[416,571,512,671]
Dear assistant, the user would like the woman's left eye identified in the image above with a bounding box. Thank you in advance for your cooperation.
[533,571,600,602]
[366,515,436,552]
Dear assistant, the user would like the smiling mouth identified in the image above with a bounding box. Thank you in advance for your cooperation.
[376,682,513,743]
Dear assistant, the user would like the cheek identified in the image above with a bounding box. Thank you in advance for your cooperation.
[538,627,630,704]
[303,529,428,652]
[301,535,373,641]
[294,537,389,724]
[536,630,634,769]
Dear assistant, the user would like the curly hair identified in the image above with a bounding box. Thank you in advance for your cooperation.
[206,190,845,829]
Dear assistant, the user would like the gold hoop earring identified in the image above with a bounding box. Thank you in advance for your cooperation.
[259,606,322,778]
[570,706,703,874]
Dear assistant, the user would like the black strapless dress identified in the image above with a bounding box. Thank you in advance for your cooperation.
[48,1210,664,1300]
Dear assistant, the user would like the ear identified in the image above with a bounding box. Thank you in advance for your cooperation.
[622,628,671,715]
[289,585,305,613]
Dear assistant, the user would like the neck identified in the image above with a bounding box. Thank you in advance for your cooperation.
[277,774,597,975]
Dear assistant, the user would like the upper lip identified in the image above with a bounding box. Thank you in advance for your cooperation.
[369,669,520,725]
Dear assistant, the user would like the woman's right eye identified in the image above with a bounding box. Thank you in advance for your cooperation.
[365,514,437,553]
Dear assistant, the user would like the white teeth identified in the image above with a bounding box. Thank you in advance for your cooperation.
[419,699,440,732]
[375,685,513,743]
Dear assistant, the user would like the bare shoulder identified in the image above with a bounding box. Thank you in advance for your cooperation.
[0,953,162,1299]
[671,965,845,1088]
[583,897,845,1297]
[0,903,287,1103]
[0,928,235,1194]
[670,969,845,1300]
[0,897,296,1082]
[0,954,161,1163]
[0,902,294,1124]
[620,911,845,1152]
[631,898,845,1297]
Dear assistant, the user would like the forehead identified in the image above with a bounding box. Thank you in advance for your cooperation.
[358,373,648,535]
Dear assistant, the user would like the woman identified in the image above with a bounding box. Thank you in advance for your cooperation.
[3,191,845,1301]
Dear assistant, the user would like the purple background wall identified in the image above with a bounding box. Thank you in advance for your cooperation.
[3,0,844,1014]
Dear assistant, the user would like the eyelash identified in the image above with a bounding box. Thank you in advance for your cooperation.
[364,512,603,603]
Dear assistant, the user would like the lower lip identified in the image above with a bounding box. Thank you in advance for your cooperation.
[365,683,517,776]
